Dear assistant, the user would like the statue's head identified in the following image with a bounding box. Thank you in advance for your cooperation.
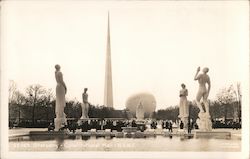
[138,101,143,107]
[181,83,186,88]
[55,64,61,70]
[84,88,88,92]
[202,67,209,73]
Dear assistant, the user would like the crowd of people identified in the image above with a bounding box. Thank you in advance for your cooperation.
[48,119,179,133]
[11,118,241,133]
[47,118,197,133]
[161,120,173,132]
[48,119,149,133]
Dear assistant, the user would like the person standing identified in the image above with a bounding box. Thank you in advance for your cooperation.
[161,120,165,129]
[180,121,184,129]
[165,120,169,130]
[188,121,192,134]
[169,121,173,132]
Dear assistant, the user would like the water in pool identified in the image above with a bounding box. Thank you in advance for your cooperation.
[9,128,241,151]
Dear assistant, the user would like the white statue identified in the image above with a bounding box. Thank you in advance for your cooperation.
[54,64,67,131]
[194,67,211,114]
[136,101,144,120]
[178,83,189,128]
[194,66,212,131]
[80,88,89,119]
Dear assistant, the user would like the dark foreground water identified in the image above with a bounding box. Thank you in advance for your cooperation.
[9,128,241,151]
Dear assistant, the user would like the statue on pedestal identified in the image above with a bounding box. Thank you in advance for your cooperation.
[54,64,67,131]
[194,66,212,131]
[80,88,89,119]
[178,83,189,129]
[136,101,144,120]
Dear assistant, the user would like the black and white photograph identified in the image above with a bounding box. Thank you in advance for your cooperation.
[0,0,249,159]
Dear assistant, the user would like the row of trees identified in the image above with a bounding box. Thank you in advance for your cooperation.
[216,84,242,122]
[153,83,242,122]
[9,81,55,125]
[152,100,240,122]
[9,80,242,127]
[9,81,130,126]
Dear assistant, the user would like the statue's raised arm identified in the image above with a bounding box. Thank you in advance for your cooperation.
[194,66,201,80]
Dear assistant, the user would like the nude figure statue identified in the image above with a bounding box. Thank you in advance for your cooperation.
[194,66,211,115]
[81,88,89,119]
[179,83,189,119]
[136,101,144,120]
[55,64,67,131]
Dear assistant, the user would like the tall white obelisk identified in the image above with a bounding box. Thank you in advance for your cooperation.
[104,12,113,107]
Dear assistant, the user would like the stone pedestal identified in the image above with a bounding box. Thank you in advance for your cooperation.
[80,103,89,119]
[54,117,67,131]
[197,112,212,131]
[182,117,189,129]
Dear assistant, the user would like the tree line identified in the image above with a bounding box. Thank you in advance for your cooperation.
[9,80,241,127]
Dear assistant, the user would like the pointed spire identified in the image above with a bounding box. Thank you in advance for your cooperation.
[104,12,113,107]
[108,11,110,34]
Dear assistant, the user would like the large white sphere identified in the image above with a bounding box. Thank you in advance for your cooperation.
[125,92,157,115]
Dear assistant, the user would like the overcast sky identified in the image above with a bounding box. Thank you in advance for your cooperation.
[2,1,248,110]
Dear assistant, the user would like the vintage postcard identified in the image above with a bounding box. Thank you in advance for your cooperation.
[0,0,249,159]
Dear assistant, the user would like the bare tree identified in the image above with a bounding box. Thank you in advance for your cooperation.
[9,80,26,105]
[9,80,17,104]
[9,81,27,124]
[234,83,242,122]
[26,84,46,125]
[216,85,237,121]
[41,88,55,120]
[38,88,55,106]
